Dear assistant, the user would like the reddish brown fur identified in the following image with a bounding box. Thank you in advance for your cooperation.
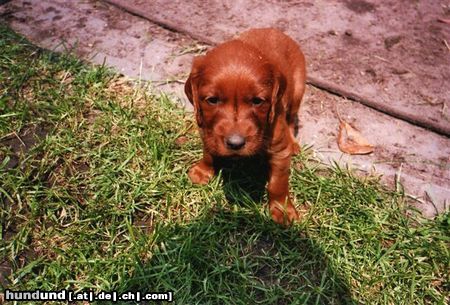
[185,28,306,225]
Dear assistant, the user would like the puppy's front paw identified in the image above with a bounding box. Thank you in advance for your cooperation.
[188,162,214,185]
[291,142,301,156]
[269,200,300,226]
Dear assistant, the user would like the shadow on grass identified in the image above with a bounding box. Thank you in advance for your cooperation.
[121,208,355,304]
[213,154,269,206]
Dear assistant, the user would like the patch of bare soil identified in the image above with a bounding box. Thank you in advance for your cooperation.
[0,124,50,286]
[1,124,49,169]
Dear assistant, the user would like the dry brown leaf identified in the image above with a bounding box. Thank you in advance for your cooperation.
[337,120,374,155]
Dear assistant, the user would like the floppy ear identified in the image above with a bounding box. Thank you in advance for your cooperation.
[269,70,287,124]
[185,56,205,127]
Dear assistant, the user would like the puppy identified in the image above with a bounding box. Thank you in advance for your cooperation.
[185,28,306,225]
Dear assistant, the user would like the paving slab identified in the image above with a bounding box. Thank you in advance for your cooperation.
[0,0,449,216]
[105,0,450,136]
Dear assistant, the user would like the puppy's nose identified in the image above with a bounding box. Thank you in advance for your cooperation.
[225,134,246,150]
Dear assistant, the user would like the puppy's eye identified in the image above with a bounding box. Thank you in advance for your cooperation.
[251,97,265,106]
[206,97,220,105]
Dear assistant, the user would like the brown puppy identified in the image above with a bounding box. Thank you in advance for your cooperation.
[185,28,306,225]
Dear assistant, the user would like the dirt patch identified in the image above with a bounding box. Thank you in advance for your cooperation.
[344,0,376,14]
[0,123,50,286]
[1,124,49,169]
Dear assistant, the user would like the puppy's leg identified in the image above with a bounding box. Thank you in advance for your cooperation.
[188,150,215,185]
[288,71,305,156]
[267,155,300,225]
[288,115,301,156]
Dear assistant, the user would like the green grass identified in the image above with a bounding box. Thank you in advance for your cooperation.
[0,24,449,304]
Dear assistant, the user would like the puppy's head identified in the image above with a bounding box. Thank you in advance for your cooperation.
[185,40,286,157]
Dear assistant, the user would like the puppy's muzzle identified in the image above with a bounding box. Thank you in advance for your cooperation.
[225,134,246,150]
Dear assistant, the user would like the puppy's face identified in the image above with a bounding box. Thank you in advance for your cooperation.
[195,70,273,157]
[185,41,285,157]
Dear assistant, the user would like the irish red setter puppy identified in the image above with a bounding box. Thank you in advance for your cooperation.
[185,28,306,225]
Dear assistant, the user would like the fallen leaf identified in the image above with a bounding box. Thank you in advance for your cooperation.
[337,120,374,155]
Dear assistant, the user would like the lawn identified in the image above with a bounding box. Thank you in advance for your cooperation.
[0,24,449,304]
